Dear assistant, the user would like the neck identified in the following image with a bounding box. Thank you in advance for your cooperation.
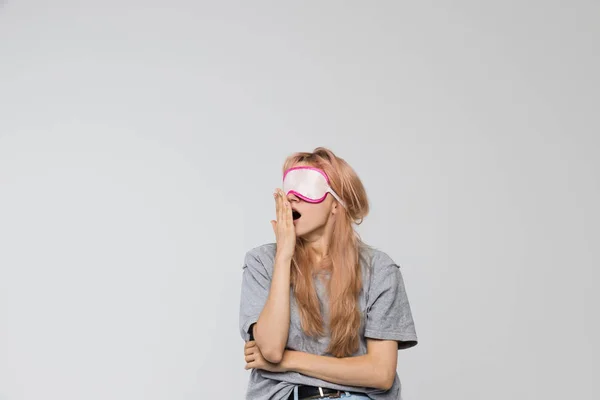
[305,237,329,263]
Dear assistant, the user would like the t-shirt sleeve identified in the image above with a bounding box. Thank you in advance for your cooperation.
[364,262,418,349]
[239,250,272,342]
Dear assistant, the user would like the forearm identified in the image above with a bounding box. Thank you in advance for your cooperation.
[254,255,292,362]
[281,350,394,390]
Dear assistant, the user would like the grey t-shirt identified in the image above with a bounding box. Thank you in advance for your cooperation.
[238,243,418,400]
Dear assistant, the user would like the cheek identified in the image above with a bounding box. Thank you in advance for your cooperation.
[303,203,331,223]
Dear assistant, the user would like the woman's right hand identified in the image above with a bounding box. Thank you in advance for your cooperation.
[271,189,296,262]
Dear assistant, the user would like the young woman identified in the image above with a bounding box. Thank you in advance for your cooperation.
[239,148,418,400]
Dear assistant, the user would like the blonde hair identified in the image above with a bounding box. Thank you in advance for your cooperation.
[283,147,369,357]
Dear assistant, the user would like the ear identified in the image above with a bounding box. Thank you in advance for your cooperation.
[331,201,339,215]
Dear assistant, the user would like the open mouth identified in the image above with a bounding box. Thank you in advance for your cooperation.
[292,210,302,220]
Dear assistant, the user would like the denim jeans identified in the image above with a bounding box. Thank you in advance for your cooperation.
[291,386,371,400]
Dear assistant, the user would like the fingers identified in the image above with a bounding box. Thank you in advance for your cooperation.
[280,194,285,224]
[284,196,292,226]
[279,190,285,225]
[274,189,281,224]
[245,341,256,353]
[276,189,289,226]
[244,342,257,369]
[277,189,291,225]
[273,188,294,233]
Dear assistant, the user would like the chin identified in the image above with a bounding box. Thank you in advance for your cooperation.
[294,221,323,239]
[293,221,308,237]
[294,227,307,238]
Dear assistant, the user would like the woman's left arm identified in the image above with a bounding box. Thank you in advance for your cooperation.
[281,339,397,390]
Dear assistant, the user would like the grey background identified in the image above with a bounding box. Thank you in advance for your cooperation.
[0,1,598,399]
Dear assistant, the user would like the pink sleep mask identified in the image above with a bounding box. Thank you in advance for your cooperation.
[282,166,346,208]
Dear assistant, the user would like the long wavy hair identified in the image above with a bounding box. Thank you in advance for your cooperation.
[282,147,369,357]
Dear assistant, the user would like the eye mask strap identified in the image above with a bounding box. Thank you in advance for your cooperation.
[327,186,346,209]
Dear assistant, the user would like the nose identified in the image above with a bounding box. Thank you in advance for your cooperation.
[286,192,299,202]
